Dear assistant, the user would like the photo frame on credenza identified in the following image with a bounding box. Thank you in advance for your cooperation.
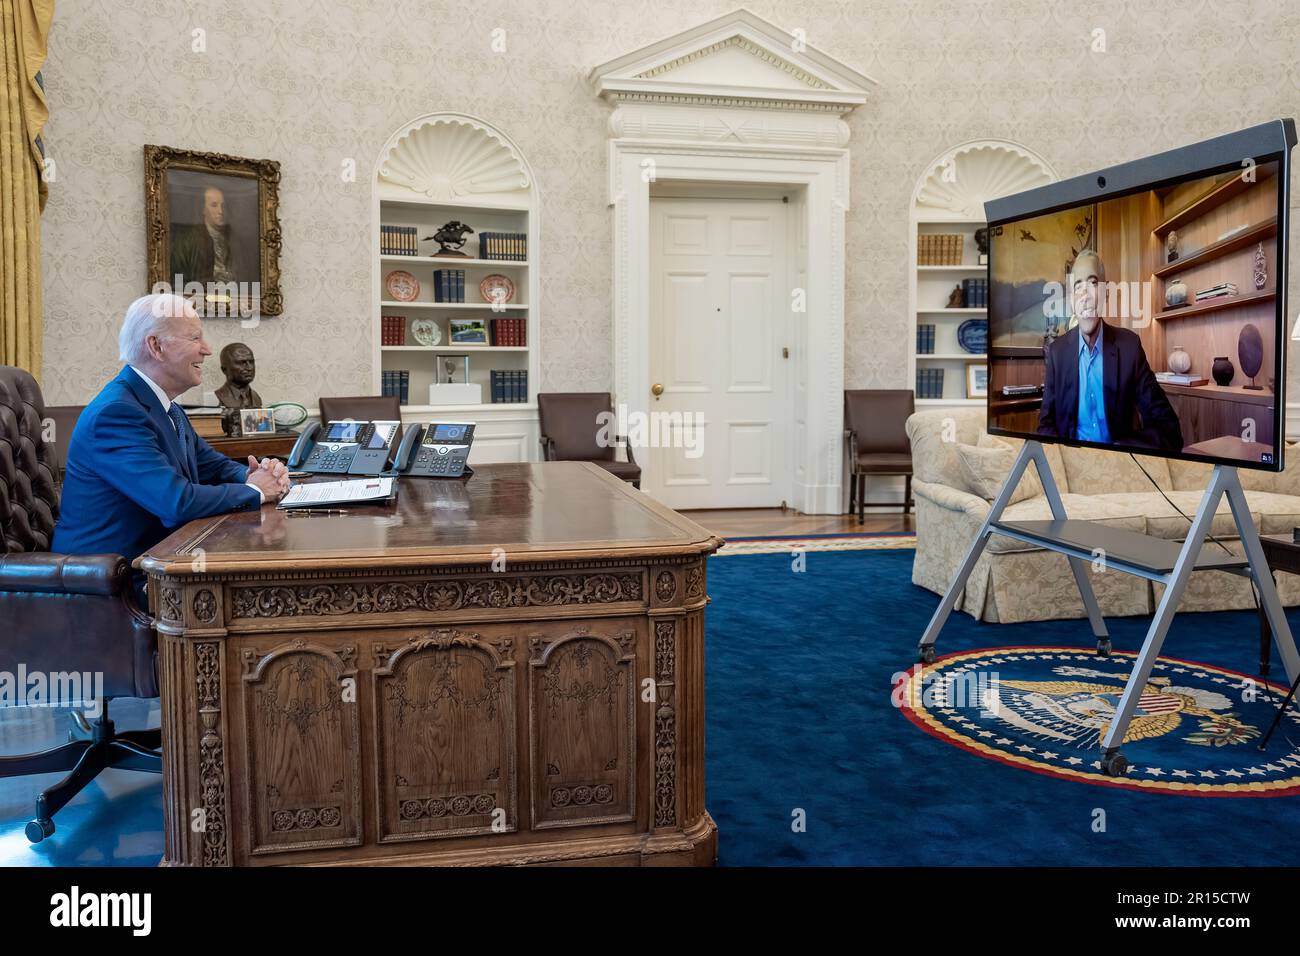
[144,145,283,317]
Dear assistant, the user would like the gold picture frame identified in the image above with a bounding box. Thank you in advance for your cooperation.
[144,145,283,317]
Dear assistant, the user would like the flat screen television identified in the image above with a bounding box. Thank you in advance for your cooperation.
[984,119,1295,471]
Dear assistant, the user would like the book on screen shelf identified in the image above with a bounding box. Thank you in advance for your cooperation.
[1194,282,1238,301]
[1155,372,1210,386]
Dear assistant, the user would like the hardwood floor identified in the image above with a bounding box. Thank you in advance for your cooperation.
[680,507,915,538]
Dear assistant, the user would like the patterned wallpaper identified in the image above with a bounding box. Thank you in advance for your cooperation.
[37,0,1300,408]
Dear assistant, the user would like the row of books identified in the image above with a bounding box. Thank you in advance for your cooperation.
[381,225,420,256]
[916,368,945,399]
[381,370,411,405]
[480,232,527,261]
[1196,282,1238,302]
[917,324,936,354]
[433,269,466,302]
[490,370,529,403]
[960,278,988,308]
[918,233,963,265]
[381,315,407,345]
[490,317,527,346]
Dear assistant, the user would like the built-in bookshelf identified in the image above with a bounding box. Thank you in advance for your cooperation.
[372,116,539,414]
[908,141,1056,408]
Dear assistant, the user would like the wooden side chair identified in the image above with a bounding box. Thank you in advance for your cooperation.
[537,392,640,488]
[844,389,914,523]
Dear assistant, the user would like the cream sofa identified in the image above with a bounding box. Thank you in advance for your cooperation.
[906,408,1300,623]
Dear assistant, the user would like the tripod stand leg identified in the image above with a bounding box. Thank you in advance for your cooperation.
[917,440,1039,661]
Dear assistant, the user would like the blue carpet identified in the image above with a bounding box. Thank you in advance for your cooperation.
[706,548,1300,866]
[6,547,1300,866]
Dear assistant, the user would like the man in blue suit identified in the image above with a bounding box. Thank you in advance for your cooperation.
[53,294,290,605]
[1037,250,1184,452]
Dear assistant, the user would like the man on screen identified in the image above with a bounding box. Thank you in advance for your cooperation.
[1037,250,1183,451]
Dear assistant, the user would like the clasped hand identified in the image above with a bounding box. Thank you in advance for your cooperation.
[246,455,291,502]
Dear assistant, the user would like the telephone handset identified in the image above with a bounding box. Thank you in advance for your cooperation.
[393,422,475,478]
[286,420,402,475]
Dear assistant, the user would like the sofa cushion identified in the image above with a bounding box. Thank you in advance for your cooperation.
[1167,456,1214,491]
[981,432,1069,495]
[1238,442,1300,495]
[955,434,1042,504]
[1091,491,1249,540]
[987,493,1147,554]
[905,408,984,487]
[1060,446,1172,493]
[1240,491,1300,535]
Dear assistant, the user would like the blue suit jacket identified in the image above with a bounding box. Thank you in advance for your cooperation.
[52,367,261,595]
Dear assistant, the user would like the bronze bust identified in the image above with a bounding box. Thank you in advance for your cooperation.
[216,342,263,435]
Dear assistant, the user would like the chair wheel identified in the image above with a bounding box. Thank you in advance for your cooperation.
[918,645,936,664]
[25,818,54,843]
[1096,639,1113,658]
[1101,751,1129,777]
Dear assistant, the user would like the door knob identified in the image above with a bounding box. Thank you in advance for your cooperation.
[651,383,664,401]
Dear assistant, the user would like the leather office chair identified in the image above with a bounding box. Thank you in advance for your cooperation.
[844,389,914,523]
[318,394,403,445]
[0,366,160,843]
[537,392,640,488]
[318,394,401,425]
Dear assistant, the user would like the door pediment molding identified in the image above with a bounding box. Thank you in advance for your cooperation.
[590,8,876,114]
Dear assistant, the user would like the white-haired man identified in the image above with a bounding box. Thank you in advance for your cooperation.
[52,294,289,604]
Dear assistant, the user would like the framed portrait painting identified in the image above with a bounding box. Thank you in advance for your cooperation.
[144,145,283,317]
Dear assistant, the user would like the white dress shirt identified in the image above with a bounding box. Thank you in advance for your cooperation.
[129,365,264,503]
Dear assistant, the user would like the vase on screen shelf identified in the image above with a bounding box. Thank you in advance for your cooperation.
[1164,279,1188,308]
[1168,346,1191,375]
[1211,356,1234,387]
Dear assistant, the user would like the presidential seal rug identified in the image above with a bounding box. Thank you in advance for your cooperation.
[898,646,1300,796]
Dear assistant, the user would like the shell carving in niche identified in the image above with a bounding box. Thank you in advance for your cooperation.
[380,118,530,201]
[915,144,1054,218]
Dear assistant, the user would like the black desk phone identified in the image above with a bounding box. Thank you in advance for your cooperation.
[392,422,476,478]
[287,420,402,476]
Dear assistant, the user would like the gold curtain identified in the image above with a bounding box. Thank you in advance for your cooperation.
[0,0,53,377]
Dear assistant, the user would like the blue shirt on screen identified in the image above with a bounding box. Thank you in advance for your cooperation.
[1076,325,1110,443]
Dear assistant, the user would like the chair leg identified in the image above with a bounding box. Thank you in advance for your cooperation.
[904,474,912,516]
[858,475,865,524]
[847,469,856,514]
[0,739,92,778]
[33,739,115,830]
[117,727,162,750]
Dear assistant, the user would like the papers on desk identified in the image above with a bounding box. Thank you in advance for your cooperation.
[277,477,395,509]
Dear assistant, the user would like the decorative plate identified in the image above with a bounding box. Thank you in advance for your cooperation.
[957,318,988,354]
[269,403,308,428]
[385,270,420,302]
[479,273,515,305]
[410,317,441,347]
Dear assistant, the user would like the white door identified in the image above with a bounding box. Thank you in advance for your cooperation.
[645,197,791,509]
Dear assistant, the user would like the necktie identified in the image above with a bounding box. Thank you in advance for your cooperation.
[166,404,197,481]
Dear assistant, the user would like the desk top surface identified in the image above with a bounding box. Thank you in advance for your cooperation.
[138,462,722,576]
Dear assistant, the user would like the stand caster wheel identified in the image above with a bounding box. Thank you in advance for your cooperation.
[1096,639,1113,658]
[918,645,936,664]
[1101,751,1129,777]
[25,818,54,844]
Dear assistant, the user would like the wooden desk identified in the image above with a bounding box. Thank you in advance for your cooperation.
[205,431,299,462]
[138,463,723,867]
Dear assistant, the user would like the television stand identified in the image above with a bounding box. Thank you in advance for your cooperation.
[917,439,1300,777]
